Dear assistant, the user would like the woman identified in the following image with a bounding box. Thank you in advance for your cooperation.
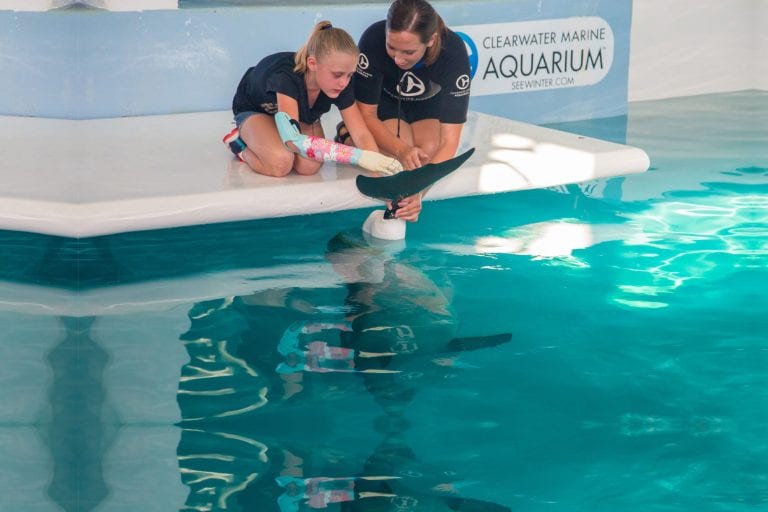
[353,0,471,171]
[224,21,401,179]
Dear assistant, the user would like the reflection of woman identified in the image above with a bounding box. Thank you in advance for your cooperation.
[178,426,513,512]
[326,231,458,361]
[325,231,511,419]
[346,434,514,512]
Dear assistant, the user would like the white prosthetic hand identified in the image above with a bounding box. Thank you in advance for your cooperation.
[356,149,404,175]
[275,112,402,175]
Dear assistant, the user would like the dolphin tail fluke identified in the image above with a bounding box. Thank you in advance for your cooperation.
[443,497,512,511]
[446,333,512,352]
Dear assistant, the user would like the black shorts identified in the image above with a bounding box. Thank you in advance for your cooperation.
[376,93,441,124]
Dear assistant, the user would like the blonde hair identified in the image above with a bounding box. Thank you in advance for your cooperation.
[294,21,358,73]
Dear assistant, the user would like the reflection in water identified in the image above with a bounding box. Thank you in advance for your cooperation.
[175,229,513,510]
[610,182,767,308]
[2,93,764,510]
[45,317,114,512]
[427,178,767,310]
[428,217,627,266]
[344,434,511,512]
[326,231,511,421]
[177,428,511,512]
[177,229,512,422]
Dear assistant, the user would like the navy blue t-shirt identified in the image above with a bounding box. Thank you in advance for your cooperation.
[232,52,356,124]
[355,20,471,124]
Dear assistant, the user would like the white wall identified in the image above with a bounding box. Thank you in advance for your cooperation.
[629,0,763,101]
[757,0,768,90]
[0,0,67,10]
[0,0,176,10]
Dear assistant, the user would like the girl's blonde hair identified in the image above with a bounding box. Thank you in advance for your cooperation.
[294,21,358,73]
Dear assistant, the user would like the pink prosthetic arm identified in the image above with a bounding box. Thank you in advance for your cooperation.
[274,112,401,175]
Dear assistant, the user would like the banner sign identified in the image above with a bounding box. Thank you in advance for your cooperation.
[455,17,614,96]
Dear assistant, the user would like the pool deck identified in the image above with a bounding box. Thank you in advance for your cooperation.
[0,109,650,238]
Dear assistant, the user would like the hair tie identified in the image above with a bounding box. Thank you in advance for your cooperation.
[321,23,333,30]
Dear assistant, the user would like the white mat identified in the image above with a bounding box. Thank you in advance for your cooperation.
[0,109,649,238]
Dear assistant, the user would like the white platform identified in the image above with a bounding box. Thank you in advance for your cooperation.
[0,110,649,238]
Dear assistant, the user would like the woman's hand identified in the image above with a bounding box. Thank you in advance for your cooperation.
[397,145,430,170]
[389,193,422,222]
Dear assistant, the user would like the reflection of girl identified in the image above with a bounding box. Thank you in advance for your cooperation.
[275,476,357,512]
[276,341,356,374]
[276,321,398,375]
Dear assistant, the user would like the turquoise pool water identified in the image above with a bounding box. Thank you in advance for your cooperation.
[0,91,765,511]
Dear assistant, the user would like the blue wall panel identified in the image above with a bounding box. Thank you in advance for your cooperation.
[0,1,633,124]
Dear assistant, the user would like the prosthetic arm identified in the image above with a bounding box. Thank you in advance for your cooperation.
[275,112,403,175]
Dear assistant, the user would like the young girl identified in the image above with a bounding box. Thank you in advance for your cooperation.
[224,21,402,178]
[353,0,471,170]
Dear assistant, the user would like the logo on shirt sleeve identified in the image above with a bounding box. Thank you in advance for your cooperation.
[456,74,471,90]
[357,53,370,70]
[356,53,373,78]
[260,102,278,114]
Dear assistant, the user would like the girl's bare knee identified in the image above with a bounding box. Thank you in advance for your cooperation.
[293,159,322,176]
[265,151,295,177]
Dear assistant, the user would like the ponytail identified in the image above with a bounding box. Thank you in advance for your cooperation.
[294,20,358,73]
[387,0,446,66]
